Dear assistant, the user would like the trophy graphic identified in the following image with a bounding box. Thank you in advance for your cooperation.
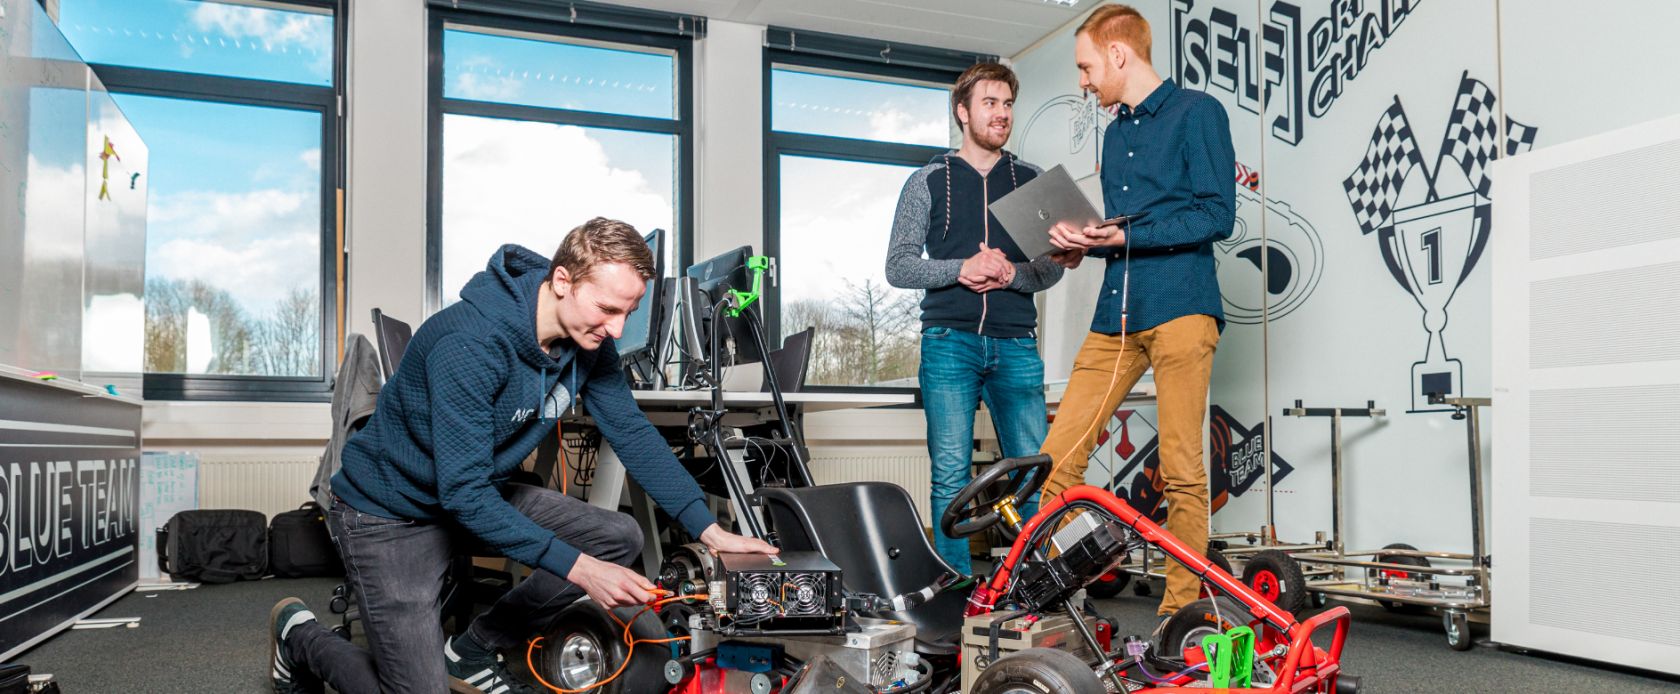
[1345,73,1538,412]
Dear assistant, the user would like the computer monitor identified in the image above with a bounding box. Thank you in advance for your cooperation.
[684,245,765,368]
[616,228,665,361]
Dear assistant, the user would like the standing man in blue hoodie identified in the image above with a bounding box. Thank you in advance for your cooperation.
[268,218,776,694]
[885,62,1064,576]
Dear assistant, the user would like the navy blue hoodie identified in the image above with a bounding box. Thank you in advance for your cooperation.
[331,244,715,578]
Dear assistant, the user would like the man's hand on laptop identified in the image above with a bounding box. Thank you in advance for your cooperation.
[700,523,780,555]
[1050,221,1125,250]
[1049,248,1085,269]
[568,553,657,608]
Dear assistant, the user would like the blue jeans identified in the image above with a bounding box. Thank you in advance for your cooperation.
[919,326,1047,575]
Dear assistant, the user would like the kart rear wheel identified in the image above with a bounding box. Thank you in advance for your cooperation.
[971,647,1106,694]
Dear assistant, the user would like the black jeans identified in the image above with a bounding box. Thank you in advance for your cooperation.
[285,484,644,694]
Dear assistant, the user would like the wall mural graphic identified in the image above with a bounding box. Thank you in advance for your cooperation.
[1218,162,1325,324]
[1170,0,1424,146]
[1090,406,1292,523]
[1343,72,1538,411]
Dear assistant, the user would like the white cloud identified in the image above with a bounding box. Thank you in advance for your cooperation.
[191,3,322,48]
[868,107,951,147]
[777,158,917,305]
[148,188,319,315]
[189,3,331,75]
[439,115,672,299]
[452,72,523,102]
[299,149,321,171]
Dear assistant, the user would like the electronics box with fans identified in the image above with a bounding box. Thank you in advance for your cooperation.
[707,551,846,636]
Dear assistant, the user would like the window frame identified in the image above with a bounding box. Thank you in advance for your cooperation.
[763,50,958,394]
[424,8,696,312]
[81,0,346,402]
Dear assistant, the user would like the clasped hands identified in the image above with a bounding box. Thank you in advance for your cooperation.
[959,243,1016,293]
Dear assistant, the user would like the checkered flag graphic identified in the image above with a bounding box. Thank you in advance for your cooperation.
[1439,74,1501,199]
[1344,98,1425,235]
[1506,115,1539,157]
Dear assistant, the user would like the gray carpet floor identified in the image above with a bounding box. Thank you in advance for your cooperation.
[14,575,1679,693]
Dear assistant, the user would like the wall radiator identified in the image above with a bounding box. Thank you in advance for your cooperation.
[190,453,937,529]
[198,455,319,520]
[809,454,933,527]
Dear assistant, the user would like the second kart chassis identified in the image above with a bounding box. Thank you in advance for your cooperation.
[526,260,1358,692]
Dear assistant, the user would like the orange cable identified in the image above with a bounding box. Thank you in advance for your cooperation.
[528,594,709,693]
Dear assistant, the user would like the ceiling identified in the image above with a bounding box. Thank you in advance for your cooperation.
[603,0,1091,57]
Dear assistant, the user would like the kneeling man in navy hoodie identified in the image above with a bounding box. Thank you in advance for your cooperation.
[269,217,775,694]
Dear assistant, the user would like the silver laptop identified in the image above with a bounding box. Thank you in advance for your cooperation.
[988,164,1105,259]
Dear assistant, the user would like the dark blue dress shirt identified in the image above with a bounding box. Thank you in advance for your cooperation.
[1090,79,1236,334]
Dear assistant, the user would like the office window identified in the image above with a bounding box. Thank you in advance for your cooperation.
[767,63,952,388]
[430,18,689,307]
[59,0,340,399]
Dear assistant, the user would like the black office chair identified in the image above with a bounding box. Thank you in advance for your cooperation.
[758,483,967,655]
[329,309,514,637]
[761,327,814,394]
[370,308,413,379]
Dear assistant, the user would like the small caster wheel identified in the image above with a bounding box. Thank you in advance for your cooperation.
[329,595,349,614]
[331,625,351,639]
[1133,580,1153,597]
[1444,610,1473,651]
[1312,591,1328,609]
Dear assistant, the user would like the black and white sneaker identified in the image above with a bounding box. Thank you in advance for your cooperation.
[269,597,324,694]
[445,635,536,694]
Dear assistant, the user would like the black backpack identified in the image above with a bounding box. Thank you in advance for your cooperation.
[269,502,344,578]
[156,510,269,583]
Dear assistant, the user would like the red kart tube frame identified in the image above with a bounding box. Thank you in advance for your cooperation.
[980,484,1352,694]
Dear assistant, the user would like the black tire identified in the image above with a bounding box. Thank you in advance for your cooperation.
[1156,596,1258,659]
[1372,543,1431,613]
[658,603,698,658]
[1444,611,1473,651]
[330,625,351,639]
[1240,550,1308,616]
[328,595,349,614]
[971,647,1106,694]
[1133,579,1153,597]
[532,601,668,693]
[1085,564,1133,599]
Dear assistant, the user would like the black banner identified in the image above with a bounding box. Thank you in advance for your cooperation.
[0,376,140,659]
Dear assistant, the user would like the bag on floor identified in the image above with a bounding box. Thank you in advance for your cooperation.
[268,502,343,578]
[156,509,269,583]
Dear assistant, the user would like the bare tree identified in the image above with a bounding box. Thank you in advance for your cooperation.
[143,278,256,374]
[250,287,321,377]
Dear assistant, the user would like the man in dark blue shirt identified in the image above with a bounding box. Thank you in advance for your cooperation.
[267,219,775,694]
[1038,4,1236,621]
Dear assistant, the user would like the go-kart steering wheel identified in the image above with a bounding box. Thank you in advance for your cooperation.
[940,454,1052,539]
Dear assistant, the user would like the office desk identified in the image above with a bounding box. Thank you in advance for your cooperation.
[576,389,914,574]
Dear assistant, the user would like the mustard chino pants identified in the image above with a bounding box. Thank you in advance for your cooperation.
[1038,314,1219,616]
